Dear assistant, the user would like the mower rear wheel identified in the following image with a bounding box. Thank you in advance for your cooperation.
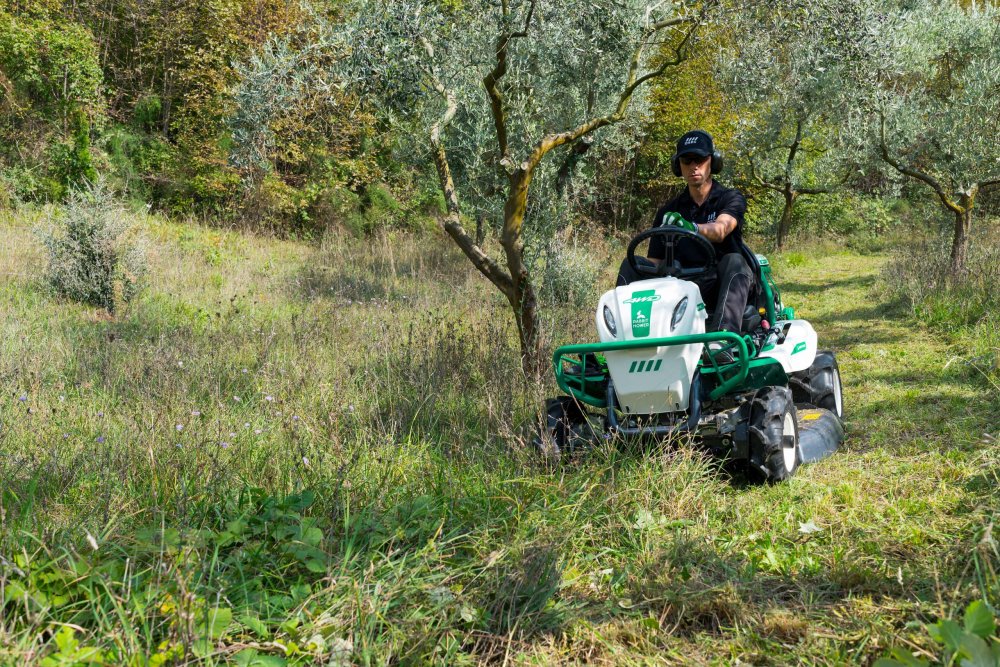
[534,397,588,459]
[789,350,844,419]
[748,386,801,482]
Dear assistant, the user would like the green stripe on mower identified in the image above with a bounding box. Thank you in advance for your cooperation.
[554,332,749,408]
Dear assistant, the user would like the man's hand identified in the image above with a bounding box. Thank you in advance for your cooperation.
[661,211,698,234]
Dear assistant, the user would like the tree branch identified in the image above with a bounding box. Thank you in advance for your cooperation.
[784,117,803,184]
[748,154,782,192]
[421,37,514,297]
[879,114,964,215]
[521,11,700,174]
[978,177,1000,191]
[483,0,536,169]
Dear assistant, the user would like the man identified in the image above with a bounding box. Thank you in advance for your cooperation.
[618,129,754,338]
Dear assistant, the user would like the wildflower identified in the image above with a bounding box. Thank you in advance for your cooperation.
[229,432,236,438]
[302,456,310,467]
[96,436,105,444]
[242,368,248,374]
[63,434,69,439]
[293,415,300,421]
[265,395,274,402]
[233,396,241,402]
[177,361,184,368]
[59,395,66,402]
[175,424,183,432]
[97,411,104,417]
[348,405,355,413]
[191,410,201,417]
[220,441,230,449]
[18,395,26,402]
[243,422,250,428]
[254,429,262,435]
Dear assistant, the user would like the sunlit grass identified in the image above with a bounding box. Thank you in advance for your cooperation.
[1,207,998,665]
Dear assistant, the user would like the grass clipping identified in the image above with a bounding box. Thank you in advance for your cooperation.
[38,184,146,314]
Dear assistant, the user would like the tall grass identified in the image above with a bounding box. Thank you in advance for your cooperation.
[1,208,999,664]
[879,225,1000,387]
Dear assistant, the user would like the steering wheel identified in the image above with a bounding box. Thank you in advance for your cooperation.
[626,227,717,280]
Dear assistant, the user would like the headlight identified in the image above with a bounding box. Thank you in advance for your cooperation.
[671,296,688,331]
[603,305,617,337]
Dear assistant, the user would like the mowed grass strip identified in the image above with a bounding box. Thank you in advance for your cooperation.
[1,209,998,665]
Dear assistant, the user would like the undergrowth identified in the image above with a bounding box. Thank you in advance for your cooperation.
[1,209,999,664]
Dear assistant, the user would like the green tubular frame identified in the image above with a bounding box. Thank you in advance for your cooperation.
[554,331,750,408]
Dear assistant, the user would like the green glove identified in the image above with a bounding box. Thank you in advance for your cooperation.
[661,211,698,233]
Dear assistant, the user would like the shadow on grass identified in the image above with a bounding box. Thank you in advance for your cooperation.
[778,273,880,296]
[286,264,396,303]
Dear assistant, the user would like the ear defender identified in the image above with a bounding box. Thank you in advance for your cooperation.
[711,151,724,175]
[671,153,682,177]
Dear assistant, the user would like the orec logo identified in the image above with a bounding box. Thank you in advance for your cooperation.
[623,295,661,304]
[684,136,698,145]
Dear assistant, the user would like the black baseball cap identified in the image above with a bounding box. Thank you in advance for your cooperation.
[675,130,714,158]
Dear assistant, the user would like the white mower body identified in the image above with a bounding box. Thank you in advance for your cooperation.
[757,320,818,374]
[596,277,707,415]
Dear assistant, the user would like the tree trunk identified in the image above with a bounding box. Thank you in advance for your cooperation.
[949,205,972,278]
[776,189,796,251]
[502,171,544,377]
[508,283,543,377]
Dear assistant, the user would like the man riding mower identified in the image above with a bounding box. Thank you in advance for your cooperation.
[538,131,844,481]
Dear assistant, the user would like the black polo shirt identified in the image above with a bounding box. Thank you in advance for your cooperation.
[649,180,747,261]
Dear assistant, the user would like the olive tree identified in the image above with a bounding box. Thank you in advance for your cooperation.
[339,0,707,374]
[850,0,1000,276]
[718,0,873,249]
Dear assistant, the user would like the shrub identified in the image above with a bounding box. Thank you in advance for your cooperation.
[880,227,1000,328]
[788,193,898,252]
[38,183,146,313]
[536,238,601,309]
[0,172,11,209]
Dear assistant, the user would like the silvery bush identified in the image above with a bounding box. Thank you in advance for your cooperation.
[39,183,146,313]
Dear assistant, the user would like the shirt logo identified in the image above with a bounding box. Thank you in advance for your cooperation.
[707,212,717,222]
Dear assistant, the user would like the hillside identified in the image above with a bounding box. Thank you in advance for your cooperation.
[1,210,998,665]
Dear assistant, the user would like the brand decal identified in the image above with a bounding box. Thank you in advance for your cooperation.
[792,341,807,355]
[684,136,698,145]
[628,359,663,374]
[696,302,706,312]
[628,290,656,337]
[707,211,717,222]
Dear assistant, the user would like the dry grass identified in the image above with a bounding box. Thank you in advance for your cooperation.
[0,208,998,665]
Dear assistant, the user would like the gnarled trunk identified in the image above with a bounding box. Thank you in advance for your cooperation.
[776,188,797,251]
[502,170,544,377]
[949,202,973,279]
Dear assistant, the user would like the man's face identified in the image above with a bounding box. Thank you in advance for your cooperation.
[679,154,711,186]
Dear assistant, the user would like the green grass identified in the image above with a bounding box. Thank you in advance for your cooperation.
[1,208,999,665]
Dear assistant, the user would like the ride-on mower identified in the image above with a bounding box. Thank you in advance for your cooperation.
[540,227,844,481]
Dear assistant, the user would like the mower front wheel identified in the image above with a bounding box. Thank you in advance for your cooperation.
[534,397,589,460]
[789,350,844,419]
[748,386,801,482]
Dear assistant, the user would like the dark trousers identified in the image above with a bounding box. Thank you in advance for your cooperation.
[616,253,753,333]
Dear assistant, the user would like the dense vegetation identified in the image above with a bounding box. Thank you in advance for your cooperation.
[1,0,998,664]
